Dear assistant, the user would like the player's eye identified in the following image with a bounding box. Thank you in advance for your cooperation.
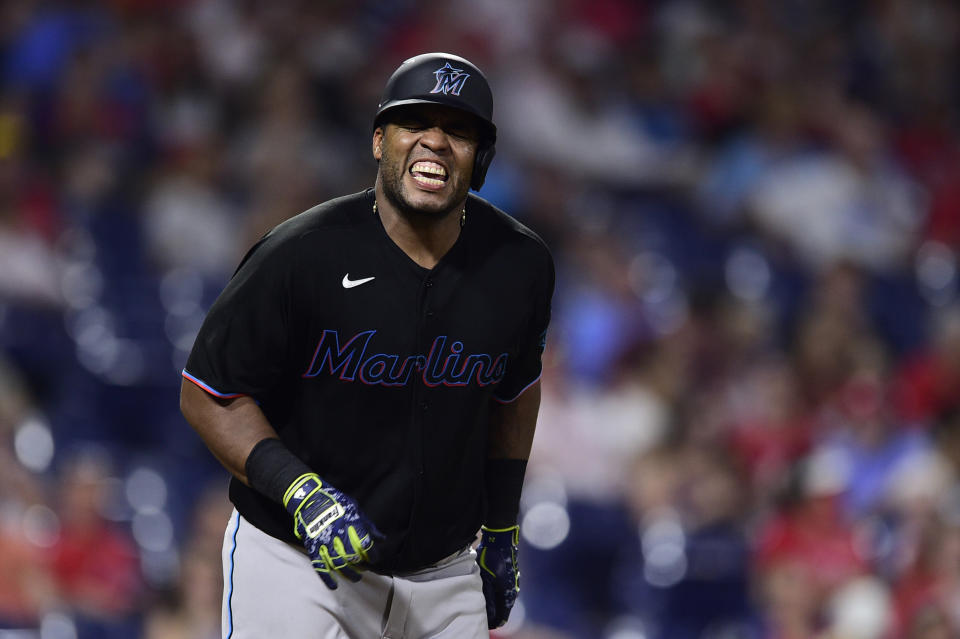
[396,119,426,131]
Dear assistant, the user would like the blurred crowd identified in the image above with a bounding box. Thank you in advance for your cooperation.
[1,0,960,638]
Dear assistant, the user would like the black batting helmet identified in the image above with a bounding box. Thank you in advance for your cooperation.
[375,52,497,190]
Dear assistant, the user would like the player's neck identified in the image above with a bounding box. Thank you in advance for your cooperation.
[373,186,464,270]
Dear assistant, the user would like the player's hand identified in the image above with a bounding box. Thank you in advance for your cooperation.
[476,525,520,629]
[283,473,384,589]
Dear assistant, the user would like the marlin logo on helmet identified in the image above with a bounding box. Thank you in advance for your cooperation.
[430,62,470,96]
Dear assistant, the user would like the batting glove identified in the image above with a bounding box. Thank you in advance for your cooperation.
[283,473,383,589]
[476,525,520,629]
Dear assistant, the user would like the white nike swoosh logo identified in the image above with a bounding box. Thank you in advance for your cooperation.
[342,274,376,289]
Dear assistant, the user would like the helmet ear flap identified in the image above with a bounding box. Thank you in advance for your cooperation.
[471,141,496,190]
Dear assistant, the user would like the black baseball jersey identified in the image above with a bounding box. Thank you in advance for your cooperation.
[183,188,554,573]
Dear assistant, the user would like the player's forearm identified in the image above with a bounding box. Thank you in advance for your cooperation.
[179,378,278,485]
[487,382,541,460]
[485,382,541,527]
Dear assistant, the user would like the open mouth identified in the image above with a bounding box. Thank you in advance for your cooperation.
[409,161,448,189]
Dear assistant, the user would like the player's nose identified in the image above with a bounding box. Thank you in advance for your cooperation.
[418,126,451,152]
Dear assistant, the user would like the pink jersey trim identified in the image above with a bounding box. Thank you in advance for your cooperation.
[182,370,246,399]
[492,374,542,404]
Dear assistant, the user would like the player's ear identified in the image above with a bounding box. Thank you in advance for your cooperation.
[372,128,384,162]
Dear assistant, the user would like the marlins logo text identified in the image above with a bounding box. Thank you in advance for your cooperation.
[302,329,508,388]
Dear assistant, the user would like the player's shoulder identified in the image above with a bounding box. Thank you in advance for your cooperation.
[467,193,550,254]
[266,190,372,243]
[467,195,555,296]
[467,193,556,280]
[232,191,371,273]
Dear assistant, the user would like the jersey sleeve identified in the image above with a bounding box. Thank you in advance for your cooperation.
[493,244,555,403]
[183,232,296,398]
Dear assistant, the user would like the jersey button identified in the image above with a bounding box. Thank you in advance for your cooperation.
[420,401,428,411]
[426,310,434,318]
[425,279,433,288]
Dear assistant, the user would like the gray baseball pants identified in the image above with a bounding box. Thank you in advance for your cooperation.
[220,509,488,639]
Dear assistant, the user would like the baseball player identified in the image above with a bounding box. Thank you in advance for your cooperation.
[179,52,554,639]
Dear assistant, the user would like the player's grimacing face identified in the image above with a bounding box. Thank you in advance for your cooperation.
[374,105,479,217]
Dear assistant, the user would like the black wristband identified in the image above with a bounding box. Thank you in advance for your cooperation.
[484,458,528,529]
[244,438,313,505]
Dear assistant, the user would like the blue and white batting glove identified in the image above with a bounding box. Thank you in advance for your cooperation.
[283,473,383,589]
[476,525,520,628]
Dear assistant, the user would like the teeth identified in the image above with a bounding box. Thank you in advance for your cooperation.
[412,161,447,177]
[412,175,445,187]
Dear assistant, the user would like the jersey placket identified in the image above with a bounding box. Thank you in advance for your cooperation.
[414,272,437,477]
[392,270,436,563]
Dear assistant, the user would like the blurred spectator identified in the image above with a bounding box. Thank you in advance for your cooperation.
[50,450,141,637]
[621,445,754,639]
[894,304,960,425]
[142,137,237,279]
[746,103,924,273]
[530,352,668,501]
[3,2,110,93]
[554,231,651,385]
[0,364,55,628]
[724,357,814,506]
[756,559,821,639]
[0,517,52,629]
[184,480,233,558]
[185,0,266,89]
[230,59,352,251]
[0,98,62,307]
[142,480,228,639]
[893,517,960,638]
[754,449,869,615]
[142,547,220,639]
[698,86,808,226]
[497,36,696,188]
[520,351,663,638]
[815,352,938,519]
[790,262,873,408]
